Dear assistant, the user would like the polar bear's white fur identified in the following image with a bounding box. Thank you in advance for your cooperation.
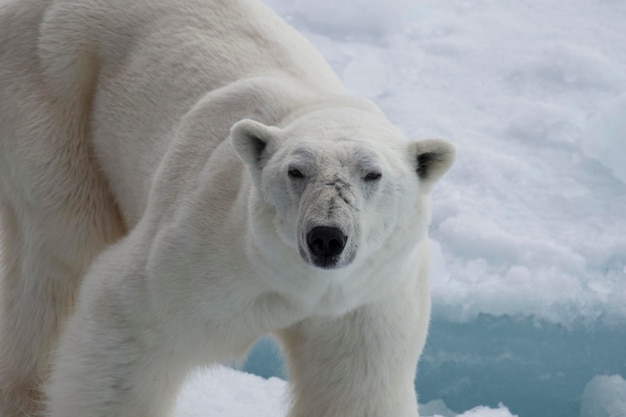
[0,0,455,416]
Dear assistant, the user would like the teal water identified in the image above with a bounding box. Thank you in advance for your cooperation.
[243,314,626,417]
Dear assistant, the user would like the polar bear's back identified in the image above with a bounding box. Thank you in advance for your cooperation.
[34,0,345,224]
[39,0,344,102]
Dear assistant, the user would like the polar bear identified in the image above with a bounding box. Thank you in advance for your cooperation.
[0,0,455,416]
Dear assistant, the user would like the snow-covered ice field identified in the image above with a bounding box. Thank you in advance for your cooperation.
[173,366,520,417]
[1,0,625,416]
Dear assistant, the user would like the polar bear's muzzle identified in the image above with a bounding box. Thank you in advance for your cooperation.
[306,226,347,269]
[296,177,359,269]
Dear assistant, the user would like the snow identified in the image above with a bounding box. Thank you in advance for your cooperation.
[174,367,288,417]
[455,406,517,417]
[582,93,626,184]
[173,366,517,417]
[420,399,457,417]
[580,375,626,417]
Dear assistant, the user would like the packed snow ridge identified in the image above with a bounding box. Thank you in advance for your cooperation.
[174,366,519,417]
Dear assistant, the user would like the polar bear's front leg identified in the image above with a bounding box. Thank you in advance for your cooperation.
[277,276,430,417]
[45,279,188,417]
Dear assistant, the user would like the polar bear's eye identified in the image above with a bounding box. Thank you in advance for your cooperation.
[363,172,382,182]
[288,168,305,179]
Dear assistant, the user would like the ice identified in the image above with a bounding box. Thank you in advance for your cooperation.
[580,375,626,417]
[507,42,626,95]
[342,47,390,98]
[582,93,626,184]
[173,366,516,417]
[457,405,517,417]
[174,367,288,417]
[263,0,412,40]
[420,399,456,417]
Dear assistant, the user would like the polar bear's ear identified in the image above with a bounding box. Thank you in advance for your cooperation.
[230,119,280,170]
[410,139,455,190]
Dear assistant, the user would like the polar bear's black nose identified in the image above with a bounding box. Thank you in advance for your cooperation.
[307,226,347,261]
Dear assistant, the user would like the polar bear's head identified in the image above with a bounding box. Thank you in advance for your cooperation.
[231,106,454,271]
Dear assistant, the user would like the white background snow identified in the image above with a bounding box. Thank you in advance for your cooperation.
[1,0,624,416]
[173,366,521,417]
